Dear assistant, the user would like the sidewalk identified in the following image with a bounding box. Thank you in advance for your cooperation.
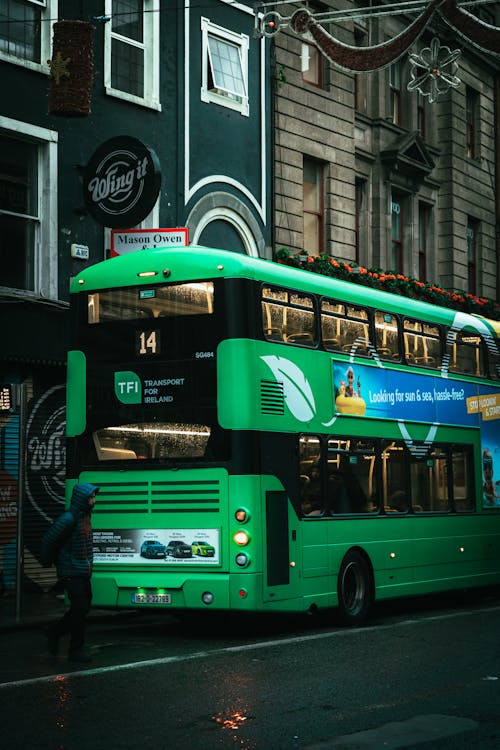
[0,589,128,631]
[0,589,66,629]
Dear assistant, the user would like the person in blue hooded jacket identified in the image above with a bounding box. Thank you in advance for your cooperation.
[44,483,99,663]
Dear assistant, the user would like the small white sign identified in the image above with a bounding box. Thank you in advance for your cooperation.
[71,243,90,259]
[111,228,188,257]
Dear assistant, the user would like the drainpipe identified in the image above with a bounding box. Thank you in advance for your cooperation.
[495,75,500,302]
[15,382,27,623]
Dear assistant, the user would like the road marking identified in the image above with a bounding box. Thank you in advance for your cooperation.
[2,603,500,691]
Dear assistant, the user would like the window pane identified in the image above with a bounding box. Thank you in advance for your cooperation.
[383,441,409,512]
[111,38,144,97]
[375,312,399,360]
[0,0,41,62]
[112,0,143,42]
[302,42,321,86]
[0,135,38,291]
[327,438,377,514]
[410,447,450,512]
[88,283,214,324]
[299,436,323,516]
[0,213,35,290]
[208,36,245,97]
[303,161,320,211]
[455,447,474,511]
[94,422,211,460]
[303,211,319,252]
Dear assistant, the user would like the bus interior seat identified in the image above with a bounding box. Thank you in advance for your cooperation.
[93,433,137,460]
[96,447,138,460]
[323,337,339,350]
[264,327,283,342]
[287,332,314,344]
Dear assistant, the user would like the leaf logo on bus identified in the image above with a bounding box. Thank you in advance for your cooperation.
[261,356,316,422]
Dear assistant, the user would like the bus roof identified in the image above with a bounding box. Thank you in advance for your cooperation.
[70,245,499,337]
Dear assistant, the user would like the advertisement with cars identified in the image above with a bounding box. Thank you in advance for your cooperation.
[93,528,219,564]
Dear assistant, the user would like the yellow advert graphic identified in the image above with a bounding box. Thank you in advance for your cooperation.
[466,393,500,421]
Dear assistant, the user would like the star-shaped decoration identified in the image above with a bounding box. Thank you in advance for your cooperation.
[48,51,71,85]
[408,37,461,103]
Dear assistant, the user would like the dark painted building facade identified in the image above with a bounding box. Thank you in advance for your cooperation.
[0,0,270,607]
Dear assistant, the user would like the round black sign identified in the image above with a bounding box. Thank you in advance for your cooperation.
[83,136,161,228]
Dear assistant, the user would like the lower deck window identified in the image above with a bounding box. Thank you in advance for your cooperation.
[298,434,475,517]
[93,422,211,460]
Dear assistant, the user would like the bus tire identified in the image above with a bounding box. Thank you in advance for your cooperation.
[337,549,373,626]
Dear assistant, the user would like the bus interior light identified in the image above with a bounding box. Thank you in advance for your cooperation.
[201,591,214,605]
[233,530,250,546]
[235,553,250,567]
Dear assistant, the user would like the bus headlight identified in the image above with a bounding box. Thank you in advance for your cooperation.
[201,591,214,605]
[235,553,250,567]
[233,530,250,546]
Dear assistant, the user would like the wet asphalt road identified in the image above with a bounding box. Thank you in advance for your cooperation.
[1,590,500,749]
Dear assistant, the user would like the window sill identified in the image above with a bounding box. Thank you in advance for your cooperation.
[0,53,50,75]
[105,87,162,112]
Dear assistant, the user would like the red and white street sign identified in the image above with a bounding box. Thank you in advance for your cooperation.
[110,227,188,257]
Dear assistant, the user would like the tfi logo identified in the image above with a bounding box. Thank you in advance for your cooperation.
[115,372,142,404]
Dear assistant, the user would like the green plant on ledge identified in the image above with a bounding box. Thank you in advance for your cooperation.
[275,248,500,321]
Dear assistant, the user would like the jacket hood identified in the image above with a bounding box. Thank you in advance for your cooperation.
[70,483,100,515]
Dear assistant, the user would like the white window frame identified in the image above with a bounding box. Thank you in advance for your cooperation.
[0,0,56,73]
[201,17,249,117]
[104,0,161,111]
[0,116,58,300]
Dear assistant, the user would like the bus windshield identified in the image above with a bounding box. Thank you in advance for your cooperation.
[88,281,214,323]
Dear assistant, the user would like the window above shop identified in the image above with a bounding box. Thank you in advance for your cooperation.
[201,17,249,116]
[0,117,58,300]
[0,0,56,73]
[104,0,160,110]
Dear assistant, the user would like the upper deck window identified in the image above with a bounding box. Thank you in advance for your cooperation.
[403,319,441,368]
[88,282,214,324]
[374,311,400,361]
[447,330,486,377]
[321,300,370,356]
[261,286,317,346]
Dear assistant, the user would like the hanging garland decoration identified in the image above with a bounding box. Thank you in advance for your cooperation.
[439,0,500,55]
[284,1,499,73]
[48,20,95,117]
[289,0,444,72]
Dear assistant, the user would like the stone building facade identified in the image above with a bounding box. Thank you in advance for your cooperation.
[271,0,500,301]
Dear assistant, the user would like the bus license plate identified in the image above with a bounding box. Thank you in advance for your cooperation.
[132,593,171,604]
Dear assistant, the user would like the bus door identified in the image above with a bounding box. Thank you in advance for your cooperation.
[263,490,300,602]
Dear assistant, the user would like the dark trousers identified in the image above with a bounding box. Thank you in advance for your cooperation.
[50,576,92,651]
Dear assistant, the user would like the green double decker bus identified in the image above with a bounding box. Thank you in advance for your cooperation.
[66,246,500,624]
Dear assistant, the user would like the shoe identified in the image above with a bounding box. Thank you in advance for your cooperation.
[46,628,59,656]
[67,647,92,664]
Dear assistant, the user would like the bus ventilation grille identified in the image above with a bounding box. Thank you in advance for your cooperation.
[261,379,285,415]
[94,479,220,514]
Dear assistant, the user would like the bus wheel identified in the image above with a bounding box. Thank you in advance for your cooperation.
[337,549,373,626]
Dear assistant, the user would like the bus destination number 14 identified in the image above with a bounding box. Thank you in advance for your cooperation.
[136,329,160,356]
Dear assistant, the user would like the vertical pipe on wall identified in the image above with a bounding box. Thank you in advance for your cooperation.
[495,75,500,303]
[14,382,27,623]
